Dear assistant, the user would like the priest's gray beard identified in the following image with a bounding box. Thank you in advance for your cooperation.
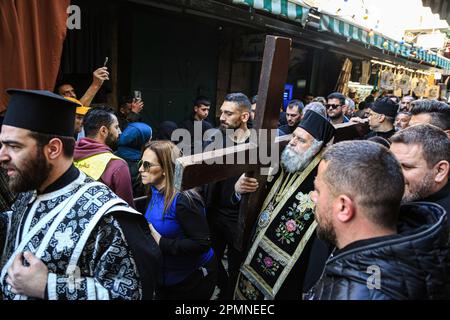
[281,139,323,173]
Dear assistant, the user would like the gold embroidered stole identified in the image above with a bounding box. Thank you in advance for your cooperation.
[235,151,323,300]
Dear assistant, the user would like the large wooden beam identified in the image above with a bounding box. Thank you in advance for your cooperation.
[236,36,292,251]
[174,142,259,191]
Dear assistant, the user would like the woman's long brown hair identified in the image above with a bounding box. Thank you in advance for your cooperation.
[142,141,181,215]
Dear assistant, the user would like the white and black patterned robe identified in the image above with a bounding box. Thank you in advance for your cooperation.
[0,168,161,300]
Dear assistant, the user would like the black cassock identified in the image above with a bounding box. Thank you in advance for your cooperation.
[235,154,333,300]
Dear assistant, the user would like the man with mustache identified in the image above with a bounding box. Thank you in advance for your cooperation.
[390,124,450,225]
[73,106,134,207]
[0,90,160,300]
[278,100,303,136]
[234,109,335,300]
[203,93,252,299]
[0,168,14,259]
[306,141,449,300]
[0,168,15,213]
[326,92,349,125]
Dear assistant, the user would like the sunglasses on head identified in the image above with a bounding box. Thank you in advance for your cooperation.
[138,160,160,171]
[326,104,341,110]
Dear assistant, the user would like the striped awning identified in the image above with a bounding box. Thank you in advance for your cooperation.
[232,0,310,26]
[319,14,450,71]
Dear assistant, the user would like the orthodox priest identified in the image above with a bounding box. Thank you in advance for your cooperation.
[234,110,335,300]
[0,90,161,300]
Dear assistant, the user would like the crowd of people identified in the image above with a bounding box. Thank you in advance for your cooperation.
[0,66,449,300]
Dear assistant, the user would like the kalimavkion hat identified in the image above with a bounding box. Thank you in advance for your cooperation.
[4,89,79,137]
[298,110,335,144]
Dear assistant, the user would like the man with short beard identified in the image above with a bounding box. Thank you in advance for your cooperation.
[305,141,449,300]
[0,168,15,258]
[74,106,134,207]
[0,168,15,212]
[0,90,161,300]
[234,110,335,300]
[278,100,303,136]
[326,92,349,125]
[203,93,252,299]
[390,124,450,224]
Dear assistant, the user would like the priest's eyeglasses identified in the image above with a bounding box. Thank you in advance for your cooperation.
[138,160,161,171]
[326,104,341,110]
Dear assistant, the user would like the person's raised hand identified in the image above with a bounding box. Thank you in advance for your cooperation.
[93,67,110,87]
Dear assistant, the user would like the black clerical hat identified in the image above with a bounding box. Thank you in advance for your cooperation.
[369,97,398,118]
[298,110,335,144]
[3,89,79,137]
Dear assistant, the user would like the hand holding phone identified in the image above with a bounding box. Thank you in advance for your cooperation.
[134,90,142,101]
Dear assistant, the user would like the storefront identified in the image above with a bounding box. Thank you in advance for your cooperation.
[5,0,447,124]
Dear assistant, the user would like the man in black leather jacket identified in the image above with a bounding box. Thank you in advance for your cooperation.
[306,140,450,300]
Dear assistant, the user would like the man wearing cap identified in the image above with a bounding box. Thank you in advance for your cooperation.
[65,97,90,141]
[365,97,397,140]
[234,110,336,300]
[0,90,161,300]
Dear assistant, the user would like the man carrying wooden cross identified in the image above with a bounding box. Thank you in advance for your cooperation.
[203,93,253,300]
[233,109,335,300]
[174,35,368,301]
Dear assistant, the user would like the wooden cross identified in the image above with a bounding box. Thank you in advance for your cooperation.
[174,35,369,251]
[174,36,291,251]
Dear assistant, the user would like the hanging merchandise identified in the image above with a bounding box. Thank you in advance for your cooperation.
[427,85,440,100]
[370,60,435,97]
[400,72,412,96]
[414,75,428,97]
[426,74,436,86]
[347,82,374,103]
[424,73,437,98]
[410,72,419,96]
[393,68,402,97]
[380,67,395,91]
[360,61,371,85]
[336,58,353,94]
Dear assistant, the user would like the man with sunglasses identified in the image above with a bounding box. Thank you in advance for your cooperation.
[326,93,349,126]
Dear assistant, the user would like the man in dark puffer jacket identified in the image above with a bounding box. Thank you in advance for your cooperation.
[306,141,450,300]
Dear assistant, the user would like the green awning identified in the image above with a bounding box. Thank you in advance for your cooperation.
[232,0,310,26]
[319,14,450,71]
[231,1,450,71]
